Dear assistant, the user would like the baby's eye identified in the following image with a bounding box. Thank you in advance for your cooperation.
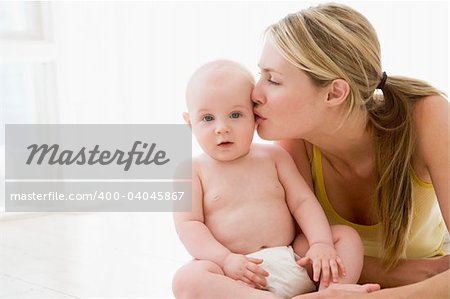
[202,115,214,122]
[230,112,241,119]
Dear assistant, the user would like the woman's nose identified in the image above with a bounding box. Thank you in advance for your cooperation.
[251,81,265,105]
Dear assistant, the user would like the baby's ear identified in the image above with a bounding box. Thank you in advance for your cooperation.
[183,112,191,128]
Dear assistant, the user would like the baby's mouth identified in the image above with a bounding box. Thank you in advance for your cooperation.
[218,141,233,146]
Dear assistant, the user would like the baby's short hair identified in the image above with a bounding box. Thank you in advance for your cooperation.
[185,59,254,107]
[189,59,254,85]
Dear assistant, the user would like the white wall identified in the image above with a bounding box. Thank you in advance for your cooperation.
[50,1,448,154]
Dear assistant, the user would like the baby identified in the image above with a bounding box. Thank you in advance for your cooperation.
[174,60,364,298]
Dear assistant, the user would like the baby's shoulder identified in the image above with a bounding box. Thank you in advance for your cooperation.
[252,144,291,168]
[250,143,290,160]
[191,153,209,170]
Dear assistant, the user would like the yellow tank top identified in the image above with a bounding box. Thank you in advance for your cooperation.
[311,146,446,258]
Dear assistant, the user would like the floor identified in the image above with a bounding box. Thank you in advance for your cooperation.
[0,212,189,298]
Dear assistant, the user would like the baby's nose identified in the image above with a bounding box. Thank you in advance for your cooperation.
[214,122,230,134]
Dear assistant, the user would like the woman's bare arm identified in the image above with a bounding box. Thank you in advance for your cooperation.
[414,95,449,231]
[359,255,449,287]
[311,269,450,299]
[296,270,449,299]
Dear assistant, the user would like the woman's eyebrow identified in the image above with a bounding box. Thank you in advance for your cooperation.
[257,65,281,74]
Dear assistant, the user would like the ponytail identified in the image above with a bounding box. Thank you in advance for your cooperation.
[367,75,441,269]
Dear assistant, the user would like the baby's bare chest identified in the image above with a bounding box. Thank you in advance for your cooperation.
[200,158,285,211]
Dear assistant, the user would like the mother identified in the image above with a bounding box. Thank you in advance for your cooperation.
[173,3,449,298]
[252,2,449,288]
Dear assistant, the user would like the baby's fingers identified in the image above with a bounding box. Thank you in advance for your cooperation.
[297,256,311,267]
[246,262,269,277]
[329,259,339,283]
[244,269,267,289]
[321,259,331,286]
[312,258,322,282]
[336,256,346,276]
[247,257,263,265]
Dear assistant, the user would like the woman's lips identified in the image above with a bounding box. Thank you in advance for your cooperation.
[254,113,267,125]
[254,109,267,125]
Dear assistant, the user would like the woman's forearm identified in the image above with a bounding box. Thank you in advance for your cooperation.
[299,270,449,299]
[360,255,449,287]
[367,269,450,299]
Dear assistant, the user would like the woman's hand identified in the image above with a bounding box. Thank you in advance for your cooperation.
[298,242,346,287]
[222,253,269,289]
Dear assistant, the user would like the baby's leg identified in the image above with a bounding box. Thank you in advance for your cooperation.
[293,224,364,288]
[172,260,281,299]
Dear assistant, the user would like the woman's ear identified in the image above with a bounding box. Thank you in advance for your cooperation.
[183,112,191,128]
[325,79,350,107]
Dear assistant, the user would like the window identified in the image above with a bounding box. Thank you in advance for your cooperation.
[0,1,44,39]
[0,2,57,214]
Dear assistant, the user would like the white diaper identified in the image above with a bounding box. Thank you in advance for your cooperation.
[247,246,316,298]
[442,229,450,254]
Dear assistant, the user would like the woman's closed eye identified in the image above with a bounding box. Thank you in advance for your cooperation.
[267,77,280,85]
[258,72,280,85]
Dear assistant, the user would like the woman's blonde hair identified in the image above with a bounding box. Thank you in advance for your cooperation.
[267,3,442,269]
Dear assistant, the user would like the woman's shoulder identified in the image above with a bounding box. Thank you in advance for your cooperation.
[412,94,449,178]
[412,94,448,138]
[412,94,448,123]
[251,142,292,159]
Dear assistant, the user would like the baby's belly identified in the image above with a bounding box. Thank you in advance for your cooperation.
[205,202,296,255]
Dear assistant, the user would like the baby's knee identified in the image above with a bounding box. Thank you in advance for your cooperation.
[172,264,193,299]
[331,225,362,247]
[172,260,223,299]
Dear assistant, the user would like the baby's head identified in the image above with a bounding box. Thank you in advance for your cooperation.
[184,60,255,162]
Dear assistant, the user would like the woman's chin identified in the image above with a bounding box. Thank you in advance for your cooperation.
[256,125,280,141]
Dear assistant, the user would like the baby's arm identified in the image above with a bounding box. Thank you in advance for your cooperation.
[270,145,345,285]
[173,161,268,288]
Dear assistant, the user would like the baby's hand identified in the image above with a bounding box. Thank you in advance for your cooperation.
[222,253,269,289]
[297,242,346,287]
